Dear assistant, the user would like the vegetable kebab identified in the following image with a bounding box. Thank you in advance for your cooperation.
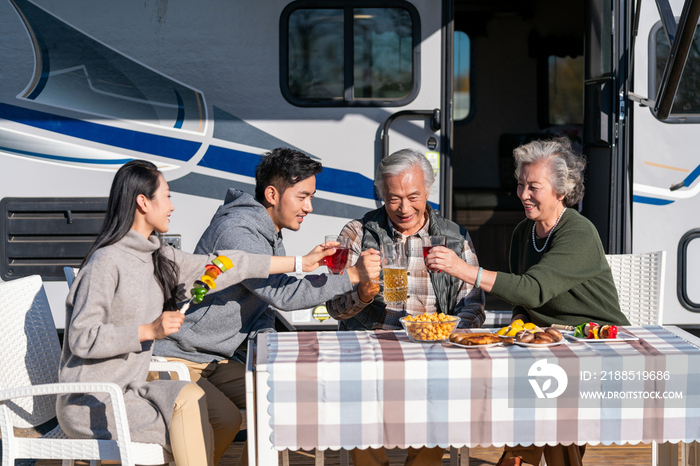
[574,321,618,339]
[179,255,234,314]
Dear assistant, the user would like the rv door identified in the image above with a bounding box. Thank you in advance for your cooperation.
[630,0,700,325]
[375,3,449,216]
[583,0,632,254]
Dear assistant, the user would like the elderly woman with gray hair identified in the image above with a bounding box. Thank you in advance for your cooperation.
[426,137,629,466]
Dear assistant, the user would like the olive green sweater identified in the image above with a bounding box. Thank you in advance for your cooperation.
[490,209,629,327]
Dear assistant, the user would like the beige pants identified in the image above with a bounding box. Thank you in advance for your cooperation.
[350,446,445,466]
[165,357,247,465]
[498,444,586,466]
[169,382,215,466]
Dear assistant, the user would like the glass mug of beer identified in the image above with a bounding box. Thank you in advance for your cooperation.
[324,235,350,274]
[380,242,408,304]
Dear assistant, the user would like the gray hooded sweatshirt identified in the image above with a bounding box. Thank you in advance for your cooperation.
[154,189,353,363]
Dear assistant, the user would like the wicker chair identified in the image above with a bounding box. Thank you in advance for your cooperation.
[0,274,187,466]
[605,251,666,326]
[605,251,666,466]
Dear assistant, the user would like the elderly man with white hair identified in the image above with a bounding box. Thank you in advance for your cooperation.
[326,148,485,466]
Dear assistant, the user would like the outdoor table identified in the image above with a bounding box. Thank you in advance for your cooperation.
[246,326,700,465]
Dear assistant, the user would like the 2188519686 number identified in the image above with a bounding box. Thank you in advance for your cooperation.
[581,370,671,381]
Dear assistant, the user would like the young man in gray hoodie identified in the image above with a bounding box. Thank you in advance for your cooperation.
[153,148,379,464]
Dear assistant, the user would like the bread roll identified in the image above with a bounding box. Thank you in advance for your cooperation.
[533,332,555,343]
[515,331,534,343]
[532,337,552,344]
[545,327,563,342]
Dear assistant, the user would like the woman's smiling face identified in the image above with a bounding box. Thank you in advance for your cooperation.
[143,174,174,234]
[516,160,565,226]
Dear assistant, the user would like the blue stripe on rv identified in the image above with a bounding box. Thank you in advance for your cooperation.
[683,163,700,188]
[198,145,377,200]
[0,103,435,205]
[0,103,199,161]
[633,195,674,205]
[0,145,132,165]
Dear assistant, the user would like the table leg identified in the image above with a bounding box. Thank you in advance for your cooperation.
[245,339,258,466]
[252,334,278,465]
[657,442,679,466]
[255,368,278,465]
[449,447,470,466]
[340,448,350,466]
[461,447,470,466]
[315,449,324,466]
[682,441,700,466]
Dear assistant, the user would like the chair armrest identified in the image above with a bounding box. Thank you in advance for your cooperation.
[0,381,123,403]
[149,360,191,381]
[0,382,133,446]
[0,382,136,464]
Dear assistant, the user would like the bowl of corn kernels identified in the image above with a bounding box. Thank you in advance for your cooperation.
[399,312,460,342]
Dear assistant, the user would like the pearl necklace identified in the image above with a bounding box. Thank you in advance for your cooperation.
[532,207,567,253]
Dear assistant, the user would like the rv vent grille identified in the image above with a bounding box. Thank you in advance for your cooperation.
[1,198,107,281]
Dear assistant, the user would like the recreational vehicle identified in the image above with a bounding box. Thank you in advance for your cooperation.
[0,0,698,331]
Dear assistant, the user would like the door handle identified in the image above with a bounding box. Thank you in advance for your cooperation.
[381,109,440,159]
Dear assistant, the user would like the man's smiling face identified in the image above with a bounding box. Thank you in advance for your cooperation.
[382,166,429,236]
[268,175,316,232]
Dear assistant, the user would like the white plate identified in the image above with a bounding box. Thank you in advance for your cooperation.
[448,340,503,349]
[562,330,639,343]
[514,339,566,348]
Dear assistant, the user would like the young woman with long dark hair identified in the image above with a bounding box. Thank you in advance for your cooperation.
[56,160,338,466]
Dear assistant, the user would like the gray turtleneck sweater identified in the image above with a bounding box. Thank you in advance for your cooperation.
[57,229,270,446]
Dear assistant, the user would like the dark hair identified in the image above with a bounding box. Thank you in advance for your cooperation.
[81,160,180,311]
[255,148,322,202]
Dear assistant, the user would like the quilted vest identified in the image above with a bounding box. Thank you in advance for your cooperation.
[338,205,466,331]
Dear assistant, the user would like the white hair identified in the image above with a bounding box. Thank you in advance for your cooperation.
[513,137,586,207]
[374,148,435,199]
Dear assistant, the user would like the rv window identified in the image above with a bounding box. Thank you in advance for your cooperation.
[288,9,345,100]
[353,8,413,99]
[281,2,420,106]
[548,55,584,125]
[650,22,700,120]
[454,31,471,121]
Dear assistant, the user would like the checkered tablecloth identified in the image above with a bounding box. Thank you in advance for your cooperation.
[264,326,700,451]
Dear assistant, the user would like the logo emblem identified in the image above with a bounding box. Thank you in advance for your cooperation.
[313,305,330,322]
[528,359,568,398]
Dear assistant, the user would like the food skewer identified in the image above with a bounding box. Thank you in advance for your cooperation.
[178,296,195,314]
[179,255,234,314]
[550,324,574,331]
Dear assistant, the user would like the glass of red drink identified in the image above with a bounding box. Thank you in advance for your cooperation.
[422,235,446,273]
[324,235,350,274]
